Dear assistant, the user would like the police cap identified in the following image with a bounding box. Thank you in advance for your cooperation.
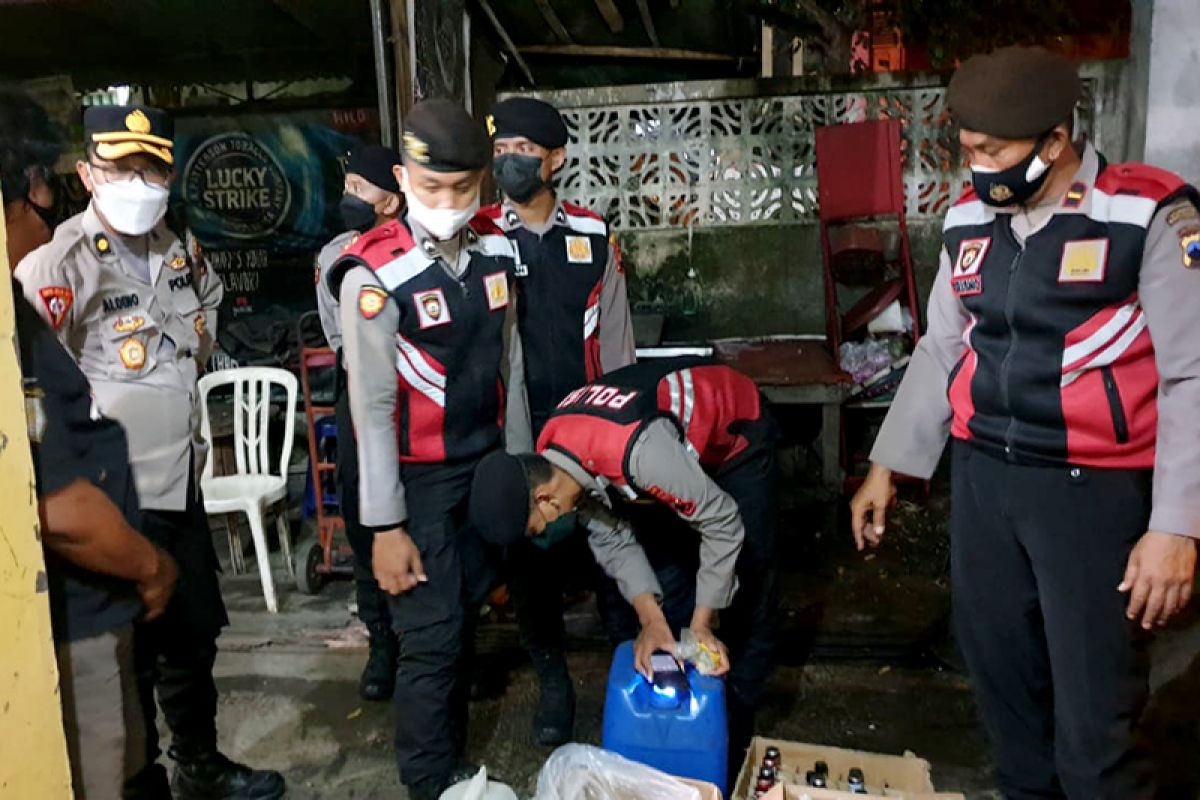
[402,99,490,173]
[83,105,174,165]
[468,450,532,547]
[490,97,569,150]
[946,46,1081,140]
[347,144,402,193]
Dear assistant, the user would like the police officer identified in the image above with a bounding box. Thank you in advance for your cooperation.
[469,356,779,772]
[4,90,178,800]
[314,144,404,702]
[329,99,531,800]
[15,105,285,800]
[851,47,1200,798]
[481,97,637,744]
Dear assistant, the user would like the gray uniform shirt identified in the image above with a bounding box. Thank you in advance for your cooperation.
[544,417,745,610]
[872,143,1200,538]
[338,214,533,527]
[496,199,637,371]
[15,203,223,511]
[314,229,358,351]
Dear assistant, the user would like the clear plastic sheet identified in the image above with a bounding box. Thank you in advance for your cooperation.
[534,744,703,800]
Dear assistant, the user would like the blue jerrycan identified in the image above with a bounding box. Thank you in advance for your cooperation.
[601,641,728,792]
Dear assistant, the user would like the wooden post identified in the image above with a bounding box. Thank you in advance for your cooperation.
[0,200,73,797]
[410,0,468,102]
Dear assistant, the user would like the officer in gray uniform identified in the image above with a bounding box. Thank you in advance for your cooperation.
[15,105,285,800]
[330,99,531,800]
[313,144,405,703]
[851,48,1200,798]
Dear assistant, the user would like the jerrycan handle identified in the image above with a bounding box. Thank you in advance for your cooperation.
[647,651,690,710]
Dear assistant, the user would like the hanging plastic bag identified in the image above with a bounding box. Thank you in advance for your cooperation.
[534,744,704,800]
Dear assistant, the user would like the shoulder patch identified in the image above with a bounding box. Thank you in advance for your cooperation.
[38,286,73,330]
[342,220,414,268]
[477,203,504,222]
[358,286,389,319]
[468,214,504,237]
[1178,228,1200,269]
[561,201,605,223]
[644,485,697,517]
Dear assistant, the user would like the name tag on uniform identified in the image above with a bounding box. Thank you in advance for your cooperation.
[951,237,989,296]
[414,289,451,329]
[484,272,509,311]
[566,235,593,264]
[1058,239,1108,283]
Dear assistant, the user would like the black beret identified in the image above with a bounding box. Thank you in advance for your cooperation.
[84,105,174,165]
[489,97,568,150]
[947,46,1081,140]
[402,99,490,173]
[468,451,532,547]
[347,144,402,193]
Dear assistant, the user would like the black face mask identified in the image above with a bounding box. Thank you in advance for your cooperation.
[339,194,377,232]
[28,197,59,234]
[493,153,547,204]
[971,134,1053,207]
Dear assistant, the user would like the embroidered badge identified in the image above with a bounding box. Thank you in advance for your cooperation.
[484,272,509,311]
[1179,228,1200,269]
[38,286,73,330]
[194,314,207,336]
[950,237,990,296]
[169,255,188,271]
[358,287,388,320]
[414,288,451,329]
[119,338,146,370]
[1058,239,1109,283]
[1063,181,1087,209]
[645,485,697,518]
[1166,205,1200,227]
[112,315,145,334]
[566,235,593,264]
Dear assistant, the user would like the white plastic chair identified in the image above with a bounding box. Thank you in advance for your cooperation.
[198,367,298,613]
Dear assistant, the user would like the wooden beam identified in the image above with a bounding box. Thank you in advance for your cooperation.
[272,0,333,41]
[534,0,572,44]
[593,0,624,33]
[518,44,736,62]
[389,0,414,119]
[634,0,660,47]
[477,0,537,86]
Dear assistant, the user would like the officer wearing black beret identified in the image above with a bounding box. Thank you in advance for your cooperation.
[313,144,406,705]
[329,99,531,800]
[852,46,1200,797]
[479,96,635,745]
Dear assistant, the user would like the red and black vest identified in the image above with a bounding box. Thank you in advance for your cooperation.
[537,357,763,491]
[944,157,1199,468]
[481,202,613,433]
[335,216,519,463]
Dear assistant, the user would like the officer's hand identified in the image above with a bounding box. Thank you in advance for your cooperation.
[850,464,896,551]
[1119,531,1197,629]
[687,623,731,677]
[634,614,677,680]
[373,528,427,595]
[139,547,179,622]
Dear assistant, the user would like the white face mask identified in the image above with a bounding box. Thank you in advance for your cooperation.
[88,166,170,236]
[401,168,479,241]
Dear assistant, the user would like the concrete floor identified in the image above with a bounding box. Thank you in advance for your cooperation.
[198,500,1200,800]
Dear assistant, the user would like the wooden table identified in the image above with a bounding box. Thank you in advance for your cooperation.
[713,337,854,491]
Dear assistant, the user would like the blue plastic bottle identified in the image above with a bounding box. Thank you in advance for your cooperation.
[601,641,728,792]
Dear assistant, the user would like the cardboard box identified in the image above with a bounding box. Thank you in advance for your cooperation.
[734,738,964,800]
[679,777,723,800]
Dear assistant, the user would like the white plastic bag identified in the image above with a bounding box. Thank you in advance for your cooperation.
[534,744,703,800]
[439,766,518,800]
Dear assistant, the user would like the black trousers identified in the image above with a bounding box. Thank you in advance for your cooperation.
[133,478,229,765]
[600,416,781,774]
[508,515,595,655]
[335,371,392,630]
[389,458,495,794]
[950,442,1153,800]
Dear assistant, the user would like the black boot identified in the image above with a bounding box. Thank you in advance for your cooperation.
[530,648,575,746]
[169,749,286,800]
[360,622,398,702]
[123,763,172,800]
